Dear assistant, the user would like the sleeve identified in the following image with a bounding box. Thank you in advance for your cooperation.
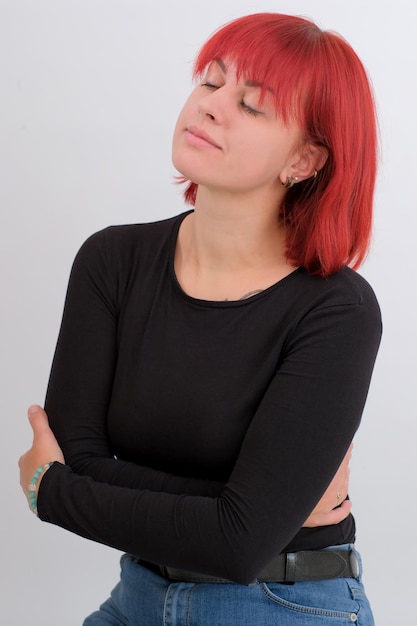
[43,229,222,498]
[38,246,382,584]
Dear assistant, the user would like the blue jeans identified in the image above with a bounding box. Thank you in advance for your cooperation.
[83,545,374,625]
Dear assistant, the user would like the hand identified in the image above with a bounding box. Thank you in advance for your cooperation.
[302,443,353,528]
[18,405,65,511]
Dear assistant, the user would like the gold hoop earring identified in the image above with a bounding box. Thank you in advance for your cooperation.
[281,176,298,189]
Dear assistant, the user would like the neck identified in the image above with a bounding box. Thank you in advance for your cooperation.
[180,185,288,272]
[175,186,298,301]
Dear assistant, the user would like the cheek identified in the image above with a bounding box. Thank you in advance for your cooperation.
[236,134,282,172]
[171,133,185,173]
[171,106,188,163]
[174,90,198,127]
[249,129,297,169]
[171,95,199,159]
[173,102,187,138]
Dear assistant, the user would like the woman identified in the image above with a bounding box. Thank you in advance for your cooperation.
[19,13,381,625]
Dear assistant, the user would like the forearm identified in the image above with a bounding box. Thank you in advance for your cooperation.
[37,461,299,586]
[66,454,223,497]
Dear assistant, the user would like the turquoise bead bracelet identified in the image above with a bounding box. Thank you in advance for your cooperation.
[28,462,54,516]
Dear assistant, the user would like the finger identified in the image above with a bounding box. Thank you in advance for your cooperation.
[335,451,352,484]
[339,464,350,488]
[328,499,352,524]
[340,443,353,466]
[333,498,352,521]
[27,405,51,436]
[28,404,46,416]
[326,505,349,526]
[346,442,353,461]
[340,446,352,469]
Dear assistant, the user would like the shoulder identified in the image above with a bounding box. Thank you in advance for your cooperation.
[78,212,189,258]
[66,212,189,305]
[70,212,190,277]
[291,267,382,352]
[276,267,382,351]
[291,266,380,317]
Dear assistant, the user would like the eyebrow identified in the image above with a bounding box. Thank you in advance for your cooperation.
[216,58,227,73]
[215,59,264,89]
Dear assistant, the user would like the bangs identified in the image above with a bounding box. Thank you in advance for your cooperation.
[193,13,322,126]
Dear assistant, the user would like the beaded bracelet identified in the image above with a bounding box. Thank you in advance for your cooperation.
[28,462,54,516]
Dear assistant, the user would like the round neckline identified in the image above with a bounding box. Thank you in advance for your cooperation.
[168,211,303,308]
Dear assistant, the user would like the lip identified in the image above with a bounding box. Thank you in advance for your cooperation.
[185,125,221,149]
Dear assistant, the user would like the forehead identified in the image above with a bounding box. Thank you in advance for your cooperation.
[205,59,267,90]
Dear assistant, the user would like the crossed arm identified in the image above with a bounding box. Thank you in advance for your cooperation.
[19,405,353,528]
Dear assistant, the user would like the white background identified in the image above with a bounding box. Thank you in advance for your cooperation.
[1,1,416,624]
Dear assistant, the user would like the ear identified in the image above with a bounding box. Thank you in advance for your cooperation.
[281,143,328,184]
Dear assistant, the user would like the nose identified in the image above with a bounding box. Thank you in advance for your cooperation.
[198,87,228,123]
[199,105,216,121]
[201,109,215,121]
[198,97,218,122]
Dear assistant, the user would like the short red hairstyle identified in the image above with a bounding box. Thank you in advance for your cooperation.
[181,13,378,277]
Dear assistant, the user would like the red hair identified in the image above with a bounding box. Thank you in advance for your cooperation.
[180,13,378,277]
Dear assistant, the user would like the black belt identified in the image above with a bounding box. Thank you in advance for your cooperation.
[137,549,359,584]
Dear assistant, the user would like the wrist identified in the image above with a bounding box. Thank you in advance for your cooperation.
[28,462,55,517]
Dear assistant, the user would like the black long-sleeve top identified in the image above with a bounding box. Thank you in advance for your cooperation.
[38,211,382,585]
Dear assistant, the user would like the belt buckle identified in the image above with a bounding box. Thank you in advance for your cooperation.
[349,551,360,579]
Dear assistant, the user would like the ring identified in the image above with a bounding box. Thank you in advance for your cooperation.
[337,492,343,502]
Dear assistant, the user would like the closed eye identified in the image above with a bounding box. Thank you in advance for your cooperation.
[201,81,218,89]
[201,81,263,116]
[240,100,262,116]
